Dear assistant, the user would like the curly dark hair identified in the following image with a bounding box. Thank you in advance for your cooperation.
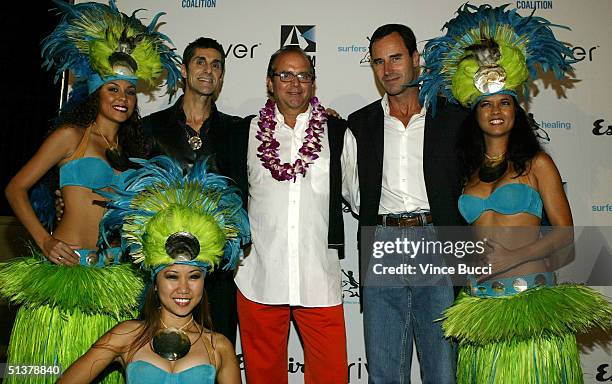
[457,98,543,185]
[54,89,146,160]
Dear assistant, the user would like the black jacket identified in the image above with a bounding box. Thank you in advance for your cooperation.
[142,96,250,207]
[347,96,468,227]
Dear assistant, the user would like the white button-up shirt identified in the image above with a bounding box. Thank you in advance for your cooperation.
[234,105,342,307]
[342,94,430,214]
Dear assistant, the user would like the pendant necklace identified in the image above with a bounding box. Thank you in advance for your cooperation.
[186,128,203,151]
[93,122,131,170]
[152,316,195,361]
[479,152,508,183]
[185,117,205,151]
[94,122,119,152]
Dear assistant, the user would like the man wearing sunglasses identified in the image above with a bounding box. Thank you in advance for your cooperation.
[234,45,348,383]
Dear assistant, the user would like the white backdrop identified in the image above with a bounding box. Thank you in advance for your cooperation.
[79,1,612,382]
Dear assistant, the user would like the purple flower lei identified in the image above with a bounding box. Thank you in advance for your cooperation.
[255,97,327,182]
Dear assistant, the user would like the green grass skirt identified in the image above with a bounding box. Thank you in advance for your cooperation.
[442,285,612,384]
[0,254,144,383]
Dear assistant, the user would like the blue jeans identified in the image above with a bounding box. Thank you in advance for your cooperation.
[363,223,456,384]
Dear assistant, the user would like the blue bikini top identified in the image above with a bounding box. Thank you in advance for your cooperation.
[59,157,122,189]
[58,125,125,189]
[458,183,543,224]
[126,361,216,384]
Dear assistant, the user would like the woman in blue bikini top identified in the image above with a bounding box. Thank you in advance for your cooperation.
[57,156,246,384]
[5,79,145,265]
[59,262,241,384]
[457,93,573,284]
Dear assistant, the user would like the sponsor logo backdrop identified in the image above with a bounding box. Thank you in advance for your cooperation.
[79,1,612,382]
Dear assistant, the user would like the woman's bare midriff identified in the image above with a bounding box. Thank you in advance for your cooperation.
[473,210,548,279]
[52,186,108,250]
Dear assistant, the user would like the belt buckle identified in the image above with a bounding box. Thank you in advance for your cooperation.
[397,216,414,227]
[391,215,408,226]
[400,212,421,227]
[405,211,431,227]
[380,212,430,227]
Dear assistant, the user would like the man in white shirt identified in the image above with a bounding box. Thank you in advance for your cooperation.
[234,45,348,384]
[343,24,467,383]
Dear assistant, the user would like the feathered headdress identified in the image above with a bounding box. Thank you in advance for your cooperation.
[42,0,181,101]
[418,3,574,111]
[98,156,250,277]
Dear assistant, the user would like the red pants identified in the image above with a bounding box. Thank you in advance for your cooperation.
[237,290,348,383]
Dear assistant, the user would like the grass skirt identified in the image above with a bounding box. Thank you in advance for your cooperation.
[442,284,612,384]
[0,253,143,383]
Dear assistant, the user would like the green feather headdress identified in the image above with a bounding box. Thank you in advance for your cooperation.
[418,3,575,111]
[98,156,250,276]
[42,0,181,99]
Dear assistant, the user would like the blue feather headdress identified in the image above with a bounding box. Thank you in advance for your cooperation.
[418,3,575,112]
[42,0,181,103]
[97,156,250,277]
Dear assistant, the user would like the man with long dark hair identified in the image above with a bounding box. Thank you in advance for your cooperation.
[142,37,249,347]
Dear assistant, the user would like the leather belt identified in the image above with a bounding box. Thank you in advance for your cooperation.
[377,212,433,227]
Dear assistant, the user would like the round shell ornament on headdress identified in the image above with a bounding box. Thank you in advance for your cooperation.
[42,0,181,98]
[97,156,250,276]
[418,3,574,111]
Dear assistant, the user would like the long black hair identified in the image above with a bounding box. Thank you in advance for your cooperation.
[457,97,542,184]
